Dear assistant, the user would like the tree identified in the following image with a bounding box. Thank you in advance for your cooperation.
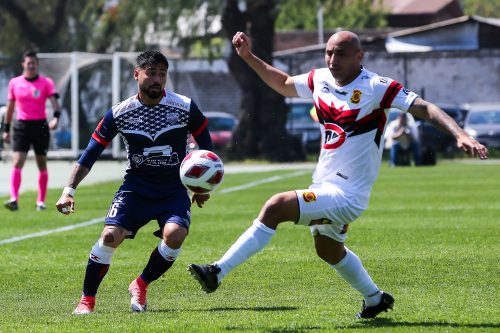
[221,0,303,161]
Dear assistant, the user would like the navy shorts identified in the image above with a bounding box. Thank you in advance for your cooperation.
[104,187,191,239]
[13,119,50,155]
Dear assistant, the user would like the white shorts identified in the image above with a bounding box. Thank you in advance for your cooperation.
[295,185,365,243]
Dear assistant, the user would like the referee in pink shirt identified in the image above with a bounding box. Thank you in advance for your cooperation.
[2,51,61,211]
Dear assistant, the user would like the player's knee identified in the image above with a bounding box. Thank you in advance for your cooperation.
[262,193,286,216]
[101,231,116,245]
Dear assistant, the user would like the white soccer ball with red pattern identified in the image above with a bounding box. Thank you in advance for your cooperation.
[180,150,224,194]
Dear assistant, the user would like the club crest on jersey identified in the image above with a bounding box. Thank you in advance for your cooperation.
[323,123,346,149]
[350,90,362,104]
[32,89,41,98]
[302,191,317,203]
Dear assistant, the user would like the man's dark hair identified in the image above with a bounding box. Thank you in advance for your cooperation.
[136,50,169,70]
[23,50,38,61]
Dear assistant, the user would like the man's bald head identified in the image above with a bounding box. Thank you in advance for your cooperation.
[324,30,364,86]
[327,31,362,51]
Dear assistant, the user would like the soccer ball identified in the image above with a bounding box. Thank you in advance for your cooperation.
[179,149,224,194]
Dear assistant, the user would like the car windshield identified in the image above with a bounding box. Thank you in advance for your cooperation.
[468,111,500,125]
[208,117,236,131]
[287,103,315,124]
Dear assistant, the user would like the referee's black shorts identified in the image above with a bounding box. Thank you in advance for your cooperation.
[13,119,50,156]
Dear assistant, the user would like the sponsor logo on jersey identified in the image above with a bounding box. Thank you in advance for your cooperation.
[402,88,410,95]
[340,224,349,234]
[323,123,346,149]
[309,218,332,226]
[336,172,349,180]
[379,77,388,84]
[302,191,317,203]
[166,113,179,123]
[361,75,370,80]
[350,90,362,104]
[335,89,348,96]
[321,84,330,93]
[124,117,142,123]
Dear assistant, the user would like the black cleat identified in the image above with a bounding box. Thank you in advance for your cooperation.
[356,292,394,319]
[188,263,221,293]
[4,199,18,211]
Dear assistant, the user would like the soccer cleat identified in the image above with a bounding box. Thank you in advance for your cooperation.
[188,263,221,293]
[36,202,47,211]
[4,199,18,211]
[73,295,95,315]
[128,278,147,312]
[356,292,394,319]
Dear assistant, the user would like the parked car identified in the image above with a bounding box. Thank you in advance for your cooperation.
[285,98,321,154]
[462,102,500,149]
[415,103,468,156]
[190,111,238,151]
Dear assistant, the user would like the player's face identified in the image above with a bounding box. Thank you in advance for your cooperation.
[325,39,363,86]
[135,63,168,100]
[22,56,39,78]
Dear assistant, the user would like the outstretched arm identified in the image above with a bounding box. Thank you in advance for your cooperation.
[232,31,298,97]
[55,163,90,215]
[408,98,488,159]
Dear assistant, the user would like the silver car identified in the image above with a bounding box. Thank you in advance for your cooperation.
[463,102,500,149]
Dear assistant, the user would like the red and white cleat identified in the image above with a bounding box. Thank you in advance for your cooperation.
[128,278,147,312]
[73,295,95,315]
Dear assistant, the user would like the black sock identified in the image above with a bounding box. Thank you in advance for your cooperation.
[141,248,174,284]
[82,259,110,296]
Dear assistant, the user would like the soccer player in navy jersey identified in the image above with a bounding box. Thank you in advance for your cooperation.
[56,50,213,315]
[188,31,488,319]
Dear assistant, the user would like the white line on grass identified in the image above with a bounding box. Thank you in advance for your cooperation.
[0,217,104,245]
[0,170,310,245]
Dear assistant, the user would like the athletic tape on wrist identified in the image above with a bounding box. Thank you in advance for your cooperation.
[63,186,75,196]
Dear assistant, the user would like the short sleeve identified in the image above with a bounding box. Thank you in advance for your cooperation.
[293,70,314,99]
[373,76,418,112]
[45,77,58,97]
[7,79,15,101]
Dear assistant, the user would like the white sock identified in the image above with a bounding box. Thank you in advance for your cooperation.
[215,219,275,281]
[89,239,116,264]
[331,247,382,306]
[158,241,181,261]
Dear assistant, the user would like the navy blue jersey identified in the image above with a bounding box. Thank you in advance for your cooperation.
[88,90,209,197]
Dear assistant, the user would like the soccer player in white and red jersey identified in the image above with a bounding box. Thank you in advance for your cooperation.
[2,50,61,211]
[188,31,488,319]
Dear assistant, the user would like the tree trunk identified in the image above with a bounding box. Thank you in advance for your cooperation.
[222,0,304,161]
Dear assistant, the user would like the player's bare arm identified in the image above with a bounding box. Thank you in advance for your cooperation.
[408,98,488,159]
[56,163,91,215]
[232,31,298,97]
[2,100,15,143]
[48,96,60,130]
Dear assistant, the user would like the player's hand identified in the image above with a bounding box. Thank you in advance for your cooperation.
[232,31,251,58]
[48,117,59,130]
[56,194,75,215]
[2,132,10,144]
[457,134,488,159]
[192,193,210,208]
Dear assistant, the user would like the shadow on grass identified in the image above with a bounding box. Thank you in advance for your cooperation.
[345,318,500,329]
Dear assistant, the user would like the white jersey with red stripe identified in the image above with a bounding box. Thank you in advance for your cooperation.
[294,67,418,208]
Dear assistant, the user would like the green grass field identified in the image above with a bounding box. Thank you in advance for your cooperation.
[0,162,499,332]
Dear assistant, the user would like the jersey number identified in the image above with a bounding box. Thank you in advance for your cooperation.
[107,203,120,218]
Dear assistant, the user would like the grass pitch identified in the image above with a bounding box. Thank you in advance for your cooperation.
[0,162,499,332]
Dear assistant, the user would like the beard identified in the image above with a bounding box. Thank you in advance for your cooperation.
[140,83,162,99]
